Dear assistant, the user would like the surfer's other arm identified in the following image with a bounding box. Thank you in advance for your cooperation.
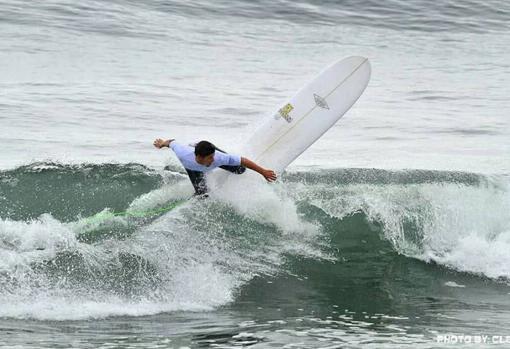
[241,157,277,182]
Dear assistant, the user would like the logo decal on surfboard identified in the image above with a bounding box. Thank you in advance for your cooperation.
[314,94,329,109]
[275,103,294,123]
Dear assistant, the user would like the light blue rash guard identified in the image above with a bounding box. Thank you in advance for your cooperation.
[170,141,242,172]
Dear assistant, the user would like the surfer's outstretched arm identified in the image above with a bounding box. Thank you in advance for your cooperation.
[153,138,173,148]
[241,157,277,182]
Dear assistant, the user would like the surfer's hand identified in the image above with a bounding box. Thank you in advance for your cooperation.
[153,138,170,149]
[262,169,277,182]
[240,157,277,182]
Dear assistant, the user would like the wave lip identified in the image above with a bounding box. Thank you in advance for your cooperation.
[288,168,510,281]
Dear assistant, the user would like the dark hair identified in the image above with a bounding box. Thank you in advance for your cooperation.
[194,140,216,157]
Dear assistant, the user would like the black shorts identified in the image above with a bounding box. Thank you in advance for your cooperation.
[186,165,246,195]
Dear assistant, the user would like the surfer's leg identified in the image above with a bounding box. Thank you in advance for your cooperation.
[185,169,208,195]
[219,165,246,174]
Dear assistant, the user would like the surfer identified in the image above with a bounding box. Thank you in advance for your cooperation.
[153,138,277,195]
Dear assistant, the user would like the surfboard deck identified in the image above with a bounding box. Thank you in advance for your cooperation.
[244,56,371,173]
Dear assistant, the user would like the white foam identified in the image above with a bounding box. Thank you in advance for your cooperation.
[208,171,318,235]
[426,230,510,280]
[0,202,242,320]
[444,281,466,288]
[0,293,213,321]
[0,214,78,272]
[417,180,510,279]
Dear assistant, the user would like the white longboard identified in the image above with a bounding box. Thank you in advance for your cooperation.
[245,56,370,173]
[210,56,371,187]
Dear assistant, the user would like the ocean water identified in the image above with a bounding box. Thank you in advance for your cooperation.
[1,0,509,348]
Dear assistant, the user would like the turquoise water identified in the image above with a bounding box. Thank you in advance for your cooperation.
[1,0,510,348]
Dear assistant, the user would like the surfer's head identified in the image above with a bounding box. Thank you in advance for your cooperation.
[195,140,215,166]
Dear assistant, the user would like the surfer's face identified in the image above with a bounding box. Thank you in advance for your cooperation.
[196,153,215,167]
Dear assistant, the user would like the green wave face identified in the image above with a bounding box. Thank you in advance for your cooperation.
[0,162,168,222]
